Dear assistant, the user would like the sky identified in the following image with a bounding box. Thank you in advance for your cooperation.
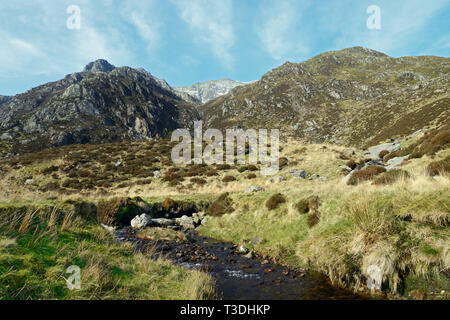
[0,0,449,95]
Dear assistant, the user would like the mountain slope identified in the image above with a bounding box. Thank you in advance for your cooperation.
[0,95,11,105]
[175,79,246,103]
[198,47,449,148]
[0,60,200,154]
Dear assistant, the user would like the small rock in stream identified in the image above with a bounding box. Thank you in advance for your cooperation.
[252,237,262,246]
[237,245,249,254]
[244,251,254,259]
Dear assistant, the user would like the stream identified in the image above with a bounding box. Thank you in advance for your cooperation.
[114,227,364,300]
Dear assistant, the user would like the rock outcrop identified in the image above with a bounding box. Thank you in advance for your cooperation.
[0,95,11,105]
[0,60,200,154]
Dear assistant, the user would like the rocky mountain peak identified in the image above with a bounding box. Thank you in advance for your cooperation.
[83,59,116,73]
[174,79,246,103]
[0,61,200,154]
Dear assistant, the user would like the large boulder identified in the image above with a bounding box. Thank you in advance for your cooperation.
[176,215,195,230]
[340,165,353,172]
[291,170,307,179]
[246,186,265,193]
[131,214,152,229]
[97,197,146,227]
[386,156,409,171]
[343,171,354,184]
[367,141,401,159]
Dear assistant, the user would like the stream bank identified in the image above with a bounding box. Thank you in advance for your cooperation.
[114,227,364,300]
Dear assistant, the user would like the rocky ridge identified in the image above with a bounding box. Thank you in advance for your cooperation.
[174,79,247,103]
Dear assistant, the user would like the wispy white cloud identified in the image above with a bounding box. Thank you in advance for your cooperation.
[0,1,135,76]
[71,26,132,68]
[9,38,43,56]
[129,12,160,53]
[256,0,312,61]
[171,0,235,68]
[120,1,162,56]
[66,2,137,68]
[0,31,54,76]
[0,0,448,95]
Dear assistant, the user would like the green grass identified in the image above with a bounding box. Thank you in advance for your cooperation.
[0,204,215,300]
[199,192,310,266]
[198,187,450,298]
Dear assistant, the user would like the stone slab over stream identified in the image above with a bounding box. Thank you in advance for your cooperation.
[113,227,363,300]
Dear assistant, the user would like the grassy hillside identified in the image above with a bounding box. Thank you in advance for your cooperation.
[199,47,449,148]
[0,203,215,300]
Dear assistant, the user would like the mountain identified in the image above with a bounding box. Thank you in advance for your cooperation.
[0,60,200,154]
[174,79,247,103]
[198,47,449,148]
[0,95,11,105]
[1,47,448,156]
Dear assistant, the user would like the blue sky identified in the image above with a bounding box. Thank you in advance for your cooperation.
[1,0,449,95]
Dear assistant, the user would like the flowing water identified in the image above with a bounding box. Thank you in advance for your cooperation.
[115,228,364,300]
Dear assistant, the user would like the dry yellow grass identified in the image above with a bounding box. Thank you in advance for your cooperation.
[0,140,359,202]
[1,137,448,299]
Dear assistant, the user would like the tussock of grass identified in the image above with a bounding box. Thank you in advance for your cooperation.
[200,174,450,297]
[306,211,320,228]
[348,166,386,185]
[298,190,449,295]
[295,196,320,214]
[206,193,234,217]
[373,169,410,185]
[265,193,286,210]
[247,173,257,180]
[385,125,450,162]
[427,156,450,176]
[222,175,236,183]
